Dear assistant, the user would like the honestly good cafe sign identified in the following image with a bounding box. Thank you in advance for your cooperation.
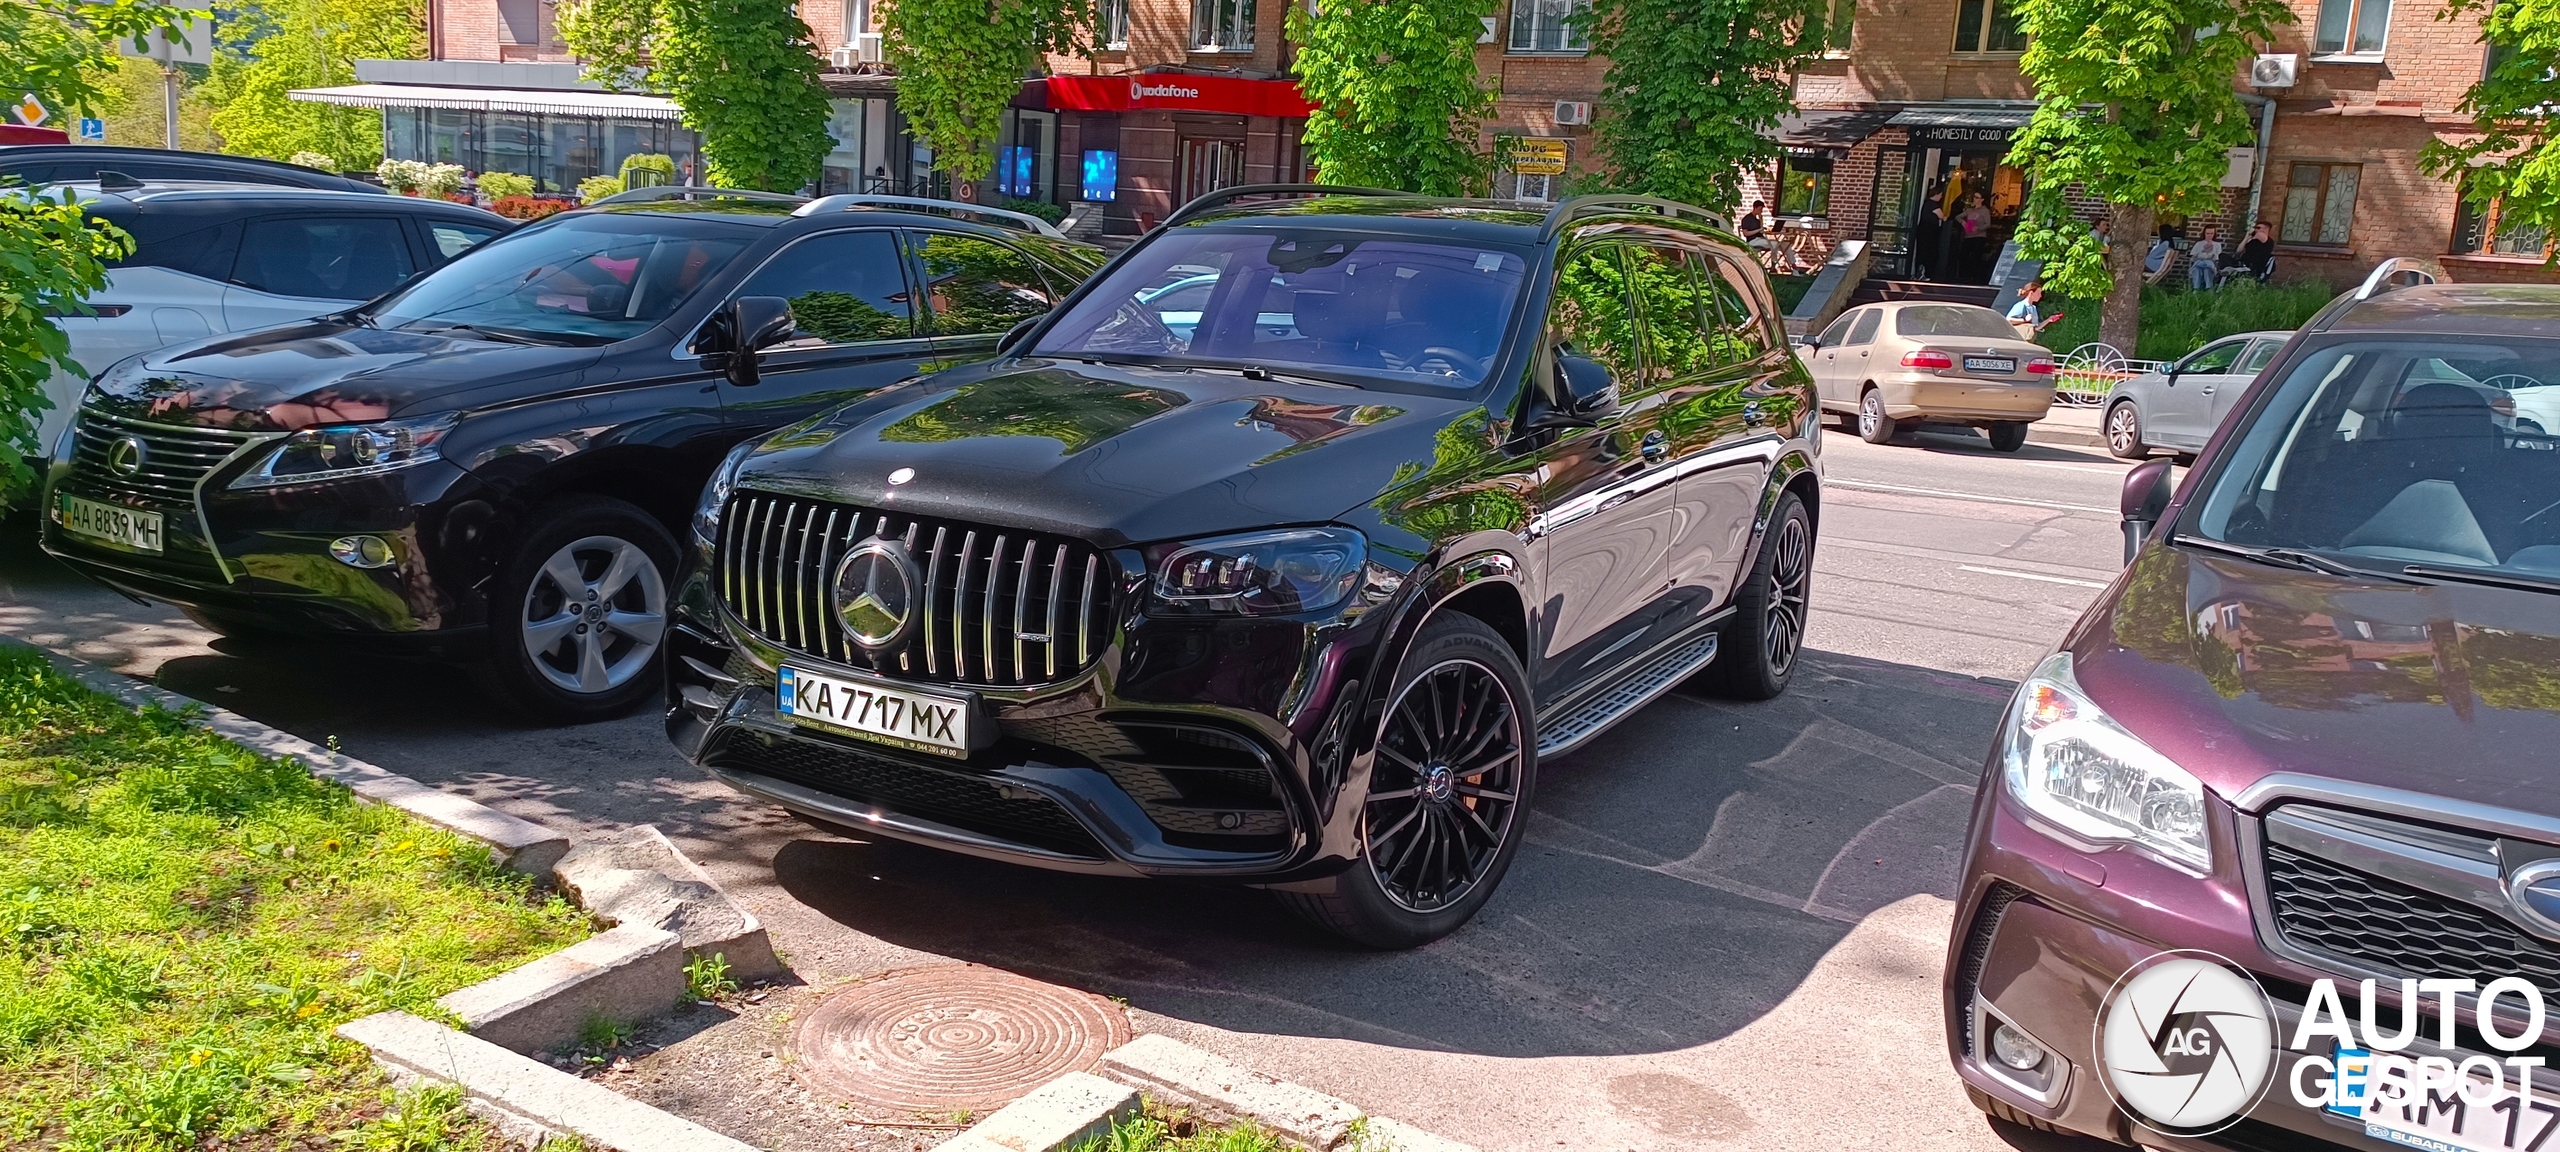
[1044,73,1316,119]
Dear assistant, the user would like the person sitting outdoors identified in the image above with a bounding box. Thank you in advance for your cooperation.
[2006,280,2064,343]
[2188,226,2224,290]
[1740,201,1770,250]
[2222,221,2275,283]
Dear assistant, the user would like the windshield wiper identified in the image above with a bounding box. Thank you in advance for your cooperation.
[2400,565,2560,596]
[2171,534,2427,584]
[409,323,569,347]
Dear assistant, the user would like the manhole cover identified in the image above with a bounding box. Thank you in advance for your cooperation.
[793,965,1132,1114]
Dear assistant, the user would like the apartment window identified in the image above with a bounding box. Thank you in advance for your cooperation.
[2454,194,2555,259]
[1509,0,1589,53]
[2280,162,2360,246]
[1825,0,1854,52]
[1776,154,1832,218]
[2313,0,2389,55]
[1193,0,1254,50]
[1953,0,2025,52]
[1100,0,1128,48]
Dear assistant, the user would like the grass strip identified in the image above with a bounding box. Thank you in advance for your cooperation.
[0,645,594,1150]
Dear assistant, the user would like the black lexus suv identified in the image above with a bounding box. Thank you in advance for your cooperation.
[666,186,1826,946]
[40,189,1102,718]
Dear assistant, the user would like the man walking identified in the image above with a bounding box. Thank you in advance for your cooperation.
[2188,226,2223,290]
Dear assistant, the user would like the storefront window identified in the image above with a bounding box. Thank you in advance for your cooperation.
[426,109,475,167]
[546,117,601,195]
[483,112,538,184]
[1953,0,2025,52]
[1192,0,1254,50]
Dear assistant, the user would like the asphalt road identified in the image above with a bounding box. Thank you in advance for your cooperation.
[0,424,2147,1152]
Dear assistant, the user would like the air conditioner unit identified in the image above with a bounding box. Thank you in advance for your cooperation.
[1553,100,1592,126]
[2249,53,2298,88]
[831,31,883,67]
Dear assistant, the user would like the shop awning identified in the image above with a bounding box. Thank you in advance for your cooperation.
[1769,109,1895,148]
[287,84,683,120]
[1041,73,1314,119]
[1887,105,2037,129]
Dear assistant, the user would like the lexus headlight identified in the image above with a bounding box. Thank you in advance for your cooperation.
[693,441,756,546]
[2001,651,2212,872]
[231,413,458,489]
[1146,527,1366,616]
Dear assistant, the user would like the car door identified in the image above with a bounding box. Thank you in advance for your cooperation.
[1805,311,1857,407]
[1652,247,1796,624]
[908,229,1059,360]
[713,227,938,435]
[1836,306,1884,392]
[2152,337,2247,449]
[1527,241,1681,705]
[2208,336,2283,433]
[221,214,417,330]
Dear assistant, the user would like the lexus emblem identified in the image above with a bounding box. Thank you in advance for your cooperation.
[106,435,148,477]
[832,538,920,652]
[2505,857,2560,942]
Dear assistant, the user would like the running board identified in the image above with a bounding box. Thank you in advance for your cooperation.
[1535,632,1719,760]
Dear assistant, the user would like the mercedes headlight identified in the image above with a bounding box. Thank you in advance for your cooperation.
[1146,527,1366,616]
[693,440,756,546]
[2001,651,2212,872]
[231,413,458,489]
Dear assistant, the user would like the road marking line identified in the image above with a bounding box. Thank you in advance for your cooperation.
[1957,564,2110,589]
[1826,479,2115,515]
[2006,459,2126,474]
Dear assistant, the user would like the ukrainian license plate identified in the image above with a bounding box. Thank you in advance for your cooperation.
[1964,356,2018,374]
[2331,1047,2560,1152]
[59,492,163,553]
[777,665,970,758]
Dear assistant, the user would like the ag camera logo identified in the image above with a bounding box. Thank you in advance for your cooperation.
[2096,951,2279,1134]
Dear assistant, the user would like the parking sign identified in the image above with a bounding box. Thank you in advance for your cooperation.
[78,118,103,141]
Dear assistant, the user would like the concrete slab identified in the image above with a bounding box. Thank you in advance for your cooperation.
[438,923,686,1055]
[931,1072,1139,1152]
[1099,1034,1363,1150]
[340,1010,759,1152]
[557,823,783,979]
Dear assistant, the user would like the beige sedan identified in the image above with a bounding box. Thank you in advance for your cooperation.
[1794,301,2057,451]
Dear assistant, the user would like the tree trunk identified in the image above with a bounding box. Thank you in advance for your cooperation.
[2100,201,2153,356]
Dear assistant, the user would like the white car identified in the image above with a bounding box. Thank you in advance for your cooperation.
[29,181,509,451]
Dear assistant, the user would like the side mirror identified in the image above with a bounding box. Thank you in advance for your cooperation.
[1558,354,1620,417]
[2120,457,2176,564]
[713,296,795,387]
[997,313,1046,355]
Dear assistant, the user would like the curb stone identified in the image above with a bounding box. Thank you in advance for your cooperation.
[437,923,687,1056]
[1098,1035,1363,1149]
[930,1072,1140,1152]
[342,1011,759,1152]
[557,823,783,980]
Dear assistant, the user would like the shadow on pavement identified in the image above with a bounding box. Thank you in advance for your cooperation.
[767,649,2015,1060]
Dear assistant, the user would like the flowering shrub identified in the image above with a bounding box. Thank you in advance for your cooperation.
[289,151,337,172]
[375,158,428,193]
[477,171,535,201]
[490,196,573,221]
[577,174,626,204]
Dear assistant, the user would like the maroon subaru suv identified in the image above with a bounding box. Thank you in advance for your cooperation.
[1946,274,2560,1149]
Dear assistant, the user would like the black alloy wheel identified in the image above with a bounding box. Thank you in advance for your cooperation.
[1275,613,1535,948]
[1698,489,1812,700]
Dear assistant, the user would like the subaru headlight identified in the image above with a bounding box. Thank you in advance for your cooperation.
[2001,651,2212,872]
[1146,527,1366,616]
[231,413,458,489]
[693,440,756,546]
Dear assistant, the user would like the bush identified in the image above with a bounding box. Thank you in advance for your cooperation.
[414,163,467,199]
[375,158,428,194]
[619,153,676,188]
[999,196,1066,225]
[288,151,336,172]
[490,196,572,221]
[476,171,535,201]
[576,174,626,204]
[2041,278,2337,362]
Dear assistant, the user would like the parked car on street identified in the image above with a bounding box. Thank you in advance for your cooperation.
[1946,274,2560,1148]
[2100,328,2291,459]
[665,186,1823,947]
[39,191,1104,720]
[0,145,382,193]
[1796,300,2057,451]
[24,181,510,452]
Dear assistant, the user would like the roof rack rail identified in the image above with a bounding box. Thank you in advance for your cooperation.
[791,193,1068,238]
[590,185,810,207]
[1540,195,1733,243]
[1162,183,1410,229]
[2349,255,2443,301]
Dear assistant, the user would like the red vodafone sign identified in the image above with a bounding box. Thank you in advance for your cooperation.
[1045,73,1315,118]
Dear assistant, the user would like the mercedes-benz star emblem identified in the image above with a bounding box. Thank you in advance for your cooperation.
[2506,857,2560,941]
[832,538,920,652]
[106,435,148,477]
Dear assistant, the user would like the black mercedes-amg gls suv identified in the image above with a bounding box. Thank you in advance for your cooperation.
[666,187,1824,946]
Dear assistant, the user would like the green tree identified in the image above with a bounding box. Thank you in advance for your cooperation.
[1583,0,1828,209]
[559,0,833,191]
[0,0,203,116]
[2421,0,2560,261]
[2005,0,2290,352]
[1288,0,1498,194]
[877,0,1092,185]
[200,0,423,167]
[0,192,134,507]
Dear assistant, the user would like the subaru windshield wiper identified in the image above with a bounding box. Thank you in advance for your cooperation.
[2171,534,2426,584]
[2400,565,2560,596]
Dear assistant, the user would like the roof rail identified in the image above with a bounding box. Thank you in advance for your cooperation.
[2350,255,2444,301]
[1162,183,1410,229]
[1540,195,1733,243]
[791,193,1067,238]
[590,185,810,207]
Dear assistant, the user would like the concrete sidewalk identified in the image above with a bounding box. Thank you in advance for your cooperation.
[2026,402,2107,449]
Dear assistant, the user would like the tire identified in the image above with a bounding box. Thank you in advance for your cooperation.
[1277,613,1534,949]
[1857,387,1898,444]
[1987,421,2028,453]
[1697,490,1812,701]
[2105,401,2147,459]
[484,495,677,722]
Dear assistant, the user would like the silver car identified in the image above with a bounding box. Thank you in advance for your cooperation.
[2100,329,2290,459]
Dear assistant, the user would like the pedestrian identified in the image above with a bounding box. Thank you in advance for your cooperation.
[2227,221,2274,283]
[2006,279,2062,343]
[1959,192,1993,281]
[2188,226,2224,290]
[2091,218,2113,254]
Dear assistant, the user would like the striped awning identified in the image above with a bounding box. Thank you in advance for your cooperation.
[288,83,682,120]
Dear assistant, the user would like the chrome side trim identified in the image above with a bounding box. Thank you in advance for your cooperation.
[1044,544,1065,679]
[953,530,977,681]
[983,534,1006,681]
[1078,553,1098,664]
[923,526,946,675]
[1536,629,1719,760]
[2233,774,2560,845]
